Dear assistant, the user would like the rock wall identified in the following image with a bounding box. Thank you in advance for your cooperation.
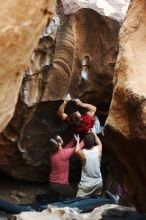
[1,0,146,214]
[105,0,146,213]
[0,5,120,181]
[42,8,120,103]
[0,0,56,133]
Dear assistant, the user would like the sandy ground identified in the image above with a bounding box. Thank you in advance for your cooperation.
[0,175,78,205]
[0,176,50,204]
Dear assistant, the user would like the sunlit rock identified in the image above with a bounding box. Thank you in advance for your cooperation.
[0,0,56,132]
[105,0,146,213]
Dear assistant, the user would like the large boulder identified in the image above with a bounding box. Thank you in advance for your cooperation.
[42,8,120,104]
[105,0,146,213]
[0,5,120,180]
[0,0,56,132]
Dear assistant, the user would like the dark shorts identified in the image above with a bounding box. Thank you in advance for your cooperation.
[49,182,75,200]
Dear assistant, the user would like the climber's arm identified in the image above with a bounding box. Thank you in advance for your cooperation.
[75,99,96,117]
[57,100,69,120]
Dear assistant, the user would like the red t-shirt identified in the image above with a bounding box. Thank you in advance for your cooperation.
[49,139,84,184]
[66,113,95,134]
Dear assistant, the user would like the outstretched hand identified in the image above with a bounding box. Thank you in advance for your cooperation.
[74,134,80,142]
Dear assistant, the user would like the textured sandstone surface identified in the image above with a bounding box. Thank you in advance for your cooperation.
[0,6,120,181]
[0,0,56,133]
[42,8,120,103]
[1,0,146,215]
[105,0,146,213]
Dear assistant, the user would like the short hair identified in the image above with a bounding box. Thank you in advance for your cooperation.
[84,133,96,149]
[69,112,81,127]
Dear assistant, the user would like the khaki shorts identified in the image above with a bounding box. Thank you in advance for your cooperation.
[76,182,103,198]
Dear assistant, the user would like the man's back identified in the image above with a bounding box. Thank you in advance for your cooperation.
[80,146,102,188]
[50,148,74,184]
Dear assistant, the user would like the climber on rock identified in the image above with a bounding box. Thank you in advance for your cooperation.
[48,134,84,200]
[75,131,103,197]
[57,94,102,137]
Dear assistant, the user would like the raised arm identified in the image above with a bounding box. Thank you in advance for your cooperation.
[57,94,71,120]
[63,135,84,159]
[57,99,69,120]
[92,131,102,159]
[75,135,86,166]
[75,99,96,117]
[64,138,75,149]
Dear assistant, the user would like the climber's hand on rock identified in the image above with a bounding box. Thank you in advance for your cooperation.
[75,99,82,106]
[64,93,71,102]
